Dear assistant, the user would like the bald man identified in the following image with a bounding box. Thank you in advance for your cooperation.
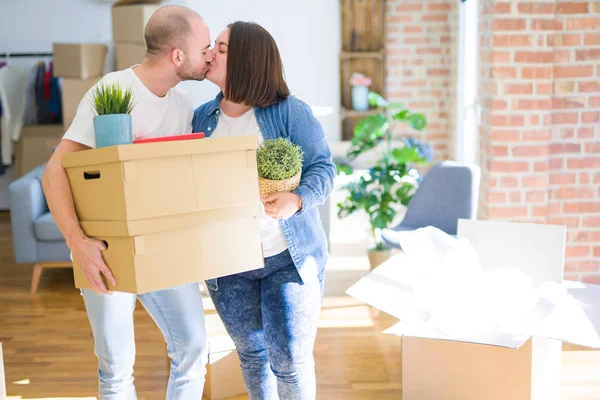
[42,6,212,399]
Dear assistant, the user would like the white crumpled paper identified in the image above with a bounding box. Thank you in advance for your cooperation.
[392,227,570,342]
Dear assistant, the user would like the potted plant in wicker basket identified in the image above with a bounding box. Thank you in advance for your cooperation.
[257,138,304,198]
[90,81,135,148]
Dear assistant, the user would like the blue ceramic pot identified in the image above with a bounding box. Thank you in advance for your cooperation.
[93,114,133,148]
[352,85,369,111]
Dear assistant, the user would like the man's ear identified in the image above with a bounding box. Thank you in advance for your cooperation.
[171,48,184,67]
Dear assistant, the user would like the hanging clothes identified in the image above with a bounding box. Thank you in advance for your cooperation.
[0,65,29,166]
[23,62,39,125]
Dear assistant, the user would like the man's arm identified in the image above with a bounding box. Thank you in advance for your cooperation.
[42,139,116,294]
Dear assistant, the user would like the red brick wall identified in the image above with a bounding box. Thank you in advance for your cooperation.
[385,0,458,160]
[385,0,600,281]
[477,0,600,282]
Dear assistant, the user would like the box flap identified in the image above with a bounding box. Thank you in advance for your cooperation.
[385,321,530,349]
[457,219,566,286]
[61,135,259,168]
[80,202,261,237]
[531,281,600,349]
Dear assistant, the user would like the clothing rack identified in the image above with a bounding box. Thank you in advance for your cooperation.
[0,52,53,58]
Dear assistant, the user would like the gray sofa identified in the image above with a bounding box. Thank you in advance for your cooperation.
[8,164,71,293]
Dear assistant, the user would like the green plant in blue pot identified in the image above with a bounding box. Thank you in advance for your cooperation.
[91,82,135,148]
[337,92,432,269]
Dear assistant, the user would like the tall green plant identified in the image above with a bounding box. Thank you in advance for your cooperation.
[337,92,431,250]
[91,82,135,116]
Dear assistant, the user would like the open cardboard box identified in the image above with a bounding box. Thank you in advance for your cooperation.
[347,219,600,400]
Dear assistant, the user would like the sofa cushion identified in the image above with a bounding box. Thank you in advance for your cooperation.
[33,212,65,242]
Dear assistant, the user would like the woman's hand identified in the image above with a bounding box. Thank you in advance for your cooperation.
[262,192,302,220]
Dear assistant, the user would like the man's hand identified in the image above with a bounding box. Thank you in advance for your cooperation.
[71,232,116,295]
[262,192,302,220]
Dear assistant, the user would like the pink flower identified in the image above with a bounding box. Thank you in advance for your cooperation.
[349,73,372,87]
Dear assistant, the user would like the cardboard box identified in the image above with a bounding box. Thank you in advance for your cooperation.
[203,336,246,400]
[116,43,147,70]
[61,136,261,221]
[73,203,263,294]
[53,43,107,79]
[14,125,64,178]
[112,4,162,44]
[347,219,600,400]
[61,78,96,129]
[0,343,5,400]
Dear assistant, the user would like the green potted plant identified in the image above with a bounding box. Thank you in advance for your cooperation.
[256,138,304,198]
[337,92,432,269]
[90,81,135,148]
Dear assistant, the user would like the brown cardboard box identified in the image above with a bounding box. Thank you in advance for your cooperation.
[61,78,96,129]
[203,336,246,400]
[112,4,162,44]
[73,203,263,294]
[0,343,6,400]
[53,43,107,79]
[14,125,64,178]
[61,136,261,221]
[116,43,147,70]
[62,135,265,294]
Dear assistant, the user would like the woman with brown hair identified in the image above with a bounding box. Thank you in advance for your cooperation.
[192,21,335,400]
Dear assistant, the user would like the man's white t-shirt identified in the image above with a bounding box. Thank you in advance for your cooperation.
[211,108,289,258]
[63,66,193,148]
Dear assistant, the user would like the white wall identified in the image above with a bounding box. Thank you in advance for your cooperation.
[0,0,341,141]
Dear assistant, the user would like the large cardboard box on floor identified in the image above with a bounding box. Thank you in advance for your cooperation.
[61,78,96,129]
[112,4,162,44]
[53,43,107,79]
[348,219,600,400]
[116,43,147,70]
[61,136,264,294]
[14,125,64,178]
[203,336,246,400]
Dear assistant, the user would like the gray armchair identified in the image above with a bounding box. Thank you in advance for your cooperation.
[381,161,481,249]
[8,164,71,294]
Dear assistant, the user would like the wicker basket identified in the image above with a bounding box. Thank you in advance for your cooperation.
[259,171,301,198]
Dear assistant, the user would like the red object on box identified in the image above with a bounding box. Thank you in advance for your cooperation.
[133,133,205,144]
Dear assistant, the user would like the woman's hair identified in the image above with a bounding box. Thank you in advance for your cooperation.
[225,21,290,108]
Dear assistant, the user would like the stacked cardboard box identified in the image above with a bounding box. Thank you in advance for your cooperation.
[53,42,107,129]
[13,125,65,178]
[61,135,265,294]
[112,0,162,70]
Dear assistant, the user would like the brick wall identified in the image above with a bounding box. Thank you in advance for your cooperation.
[385,0,599,281]
[477,0,600,282]
[385,0,458,160]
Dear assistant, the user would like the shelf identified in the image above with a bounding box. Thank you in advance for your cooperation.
[340,51,384,59]
[340,106,383,120]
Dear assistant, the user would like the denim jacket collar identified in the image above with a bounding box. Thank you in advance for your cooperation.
[205,92,224,116]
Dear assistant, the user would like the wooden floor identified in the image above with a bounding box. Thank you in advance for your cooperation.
[1,209,600,399]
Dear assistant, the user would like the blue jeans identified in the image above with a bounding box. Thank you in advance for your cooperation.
[207,250,325,400]
[82,283,208,399]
